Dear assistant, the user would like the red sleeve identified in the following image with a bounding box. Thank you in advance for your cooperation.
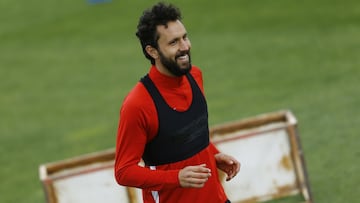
[190,66,205,95]
[114,83,180,190]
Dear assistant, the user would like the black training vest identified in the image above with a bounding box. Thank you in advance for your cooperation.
[140,73,210,166]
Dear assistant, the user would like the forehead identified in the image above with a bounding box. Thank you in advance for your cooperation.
[157,20,187,42]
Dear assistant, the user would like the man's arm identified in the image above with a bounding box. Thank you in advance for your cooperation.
[114,85,180,191]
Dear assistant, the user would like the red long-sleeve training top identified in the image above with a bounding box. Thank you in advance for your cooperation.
[115,65,228,203]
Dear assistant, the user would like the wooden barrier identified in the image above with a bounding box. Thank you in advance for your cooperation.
[39,110,312,203]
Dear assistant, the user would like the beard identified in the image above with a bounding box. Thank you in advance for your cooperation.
[158,50,192,77]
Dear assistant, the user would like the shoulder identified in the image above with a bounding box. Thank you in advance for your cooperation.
[119,81,158,140]
[189,65,205,90]
[190,65,203,78]
[121,82,153,115]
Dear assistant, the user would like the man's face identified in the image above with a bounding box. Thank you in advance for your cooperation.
[156,20,192,76]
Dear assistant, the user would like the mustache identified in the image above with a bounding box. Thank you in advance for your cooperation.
[175,50,190,59]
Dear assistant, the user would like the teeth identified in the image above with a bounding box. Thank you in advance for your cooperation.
[178,55,188,60]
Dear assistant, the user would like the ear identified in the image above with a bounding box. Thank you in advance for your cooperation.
[145,45,159,60]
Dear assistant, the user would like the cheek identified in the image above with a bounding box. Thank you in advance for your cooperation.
[165,48,179,59]
[159,46,176,58]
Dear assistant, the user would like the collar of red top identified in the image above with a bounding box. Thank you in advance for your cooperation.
[149,65,186,88]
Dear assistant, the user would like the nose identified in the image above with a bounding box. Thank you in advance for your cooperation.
[179,39,190,51]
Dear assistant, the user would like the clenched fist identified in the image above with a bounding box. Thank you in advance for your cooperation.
[178,164,211,188]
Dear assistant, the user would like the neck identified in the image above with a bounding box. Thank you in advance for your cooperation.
[154,61,177,77]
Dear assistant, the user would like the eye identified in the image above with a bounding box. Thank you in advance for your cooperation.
[169,40,177,45]
[169,39,179,46]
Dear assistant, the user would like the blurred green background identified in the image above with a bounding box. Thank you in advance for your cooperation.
[0,0,359,202]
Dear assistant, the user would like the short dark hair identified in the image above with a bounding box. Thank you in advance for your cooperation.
[136,2,182,64]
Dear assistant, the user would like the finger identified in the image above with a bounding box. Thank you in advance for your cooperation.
[226,171,236,181]
[187,176,208,184]
[231,160,240,175]
[193,164,211,173]
[236,161,241,172]
[227,156,238,165]
[218,153,233,164]
[185,181,206,188]
[227,159,234,165]
[190,171,211,179]
[179,164,212,187]
[226,169,234,180]
[226,163,240,181]
[183,176,208,188]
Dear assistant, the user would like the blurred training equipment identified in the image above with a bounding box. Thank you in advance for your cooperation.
[39,110,312,203]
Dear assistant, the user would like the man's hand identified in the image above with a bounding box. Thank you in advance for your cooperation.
[178,164,211,188]
[215,153,240,181]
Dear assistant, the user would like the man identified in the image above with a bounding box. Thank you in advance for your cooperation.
[114,2,240,203]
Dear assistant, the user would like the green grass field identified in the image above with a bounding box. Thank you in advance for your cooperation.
[1,0,359,202]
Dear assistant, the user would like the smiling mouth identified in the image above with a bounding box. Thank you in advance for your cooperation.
[177,54,188,61]
[176,50,190,61]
